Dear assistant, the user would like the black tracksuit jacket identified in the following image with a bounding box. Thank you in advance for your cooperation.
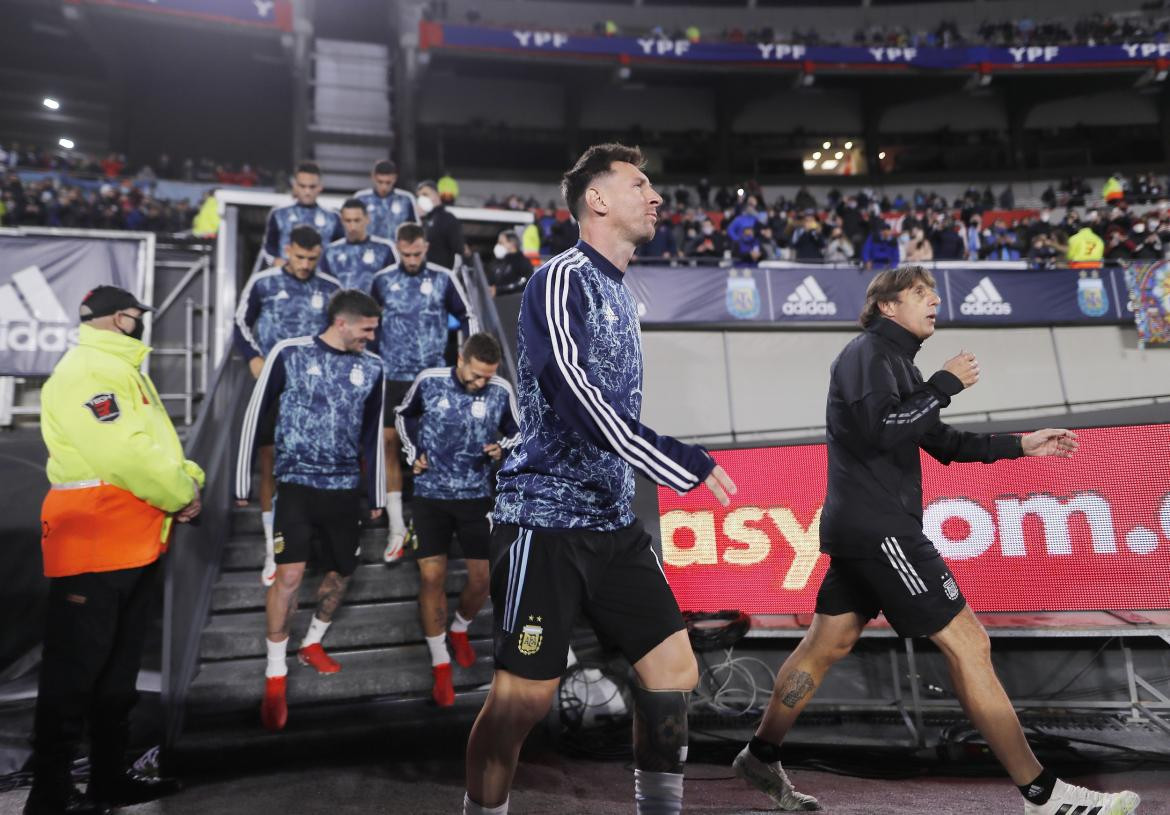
[820,317,1023,556]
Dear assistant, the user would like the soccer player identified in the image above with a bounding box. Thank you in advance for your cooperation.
[732,266,1140,815]
[235,290,386,732]
[235,226,342,586]
[462,144,736,815]
[371,222,479,562]
[353,159,418,242]
[259,160,343,268]
[395,333,520,707]
[320,198,397,292]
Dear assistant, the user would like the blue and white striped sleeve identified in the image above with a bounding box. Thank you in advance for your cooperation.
[232,273,264,359]
[235,343,289,501]
[393,373,426,465]
[260,208,281,266]
[493,378,521,449]
[360,364,386,509]
[531,258,714,494]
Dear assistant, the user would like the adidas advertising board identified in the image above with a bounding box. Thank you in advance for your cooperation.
[0,234,143,375]
[624,264,1126,326]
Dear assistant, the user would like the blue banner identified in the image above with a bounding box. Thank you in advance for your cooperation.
[627,265,1130,326]
[426,23,1170,71]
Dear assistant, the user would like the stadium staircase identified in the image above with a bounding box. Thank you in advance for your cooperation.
[179,506,496,734]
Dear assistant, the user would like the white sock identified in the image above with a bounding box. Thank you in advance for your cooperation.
[450,610,472,634]
[387,492,404,534]
[634,770,684,815]
[426,633,449,667]
[266,637,288,678]
[463,793,508,815]
[300,616,330,649]
[261,511,275,557]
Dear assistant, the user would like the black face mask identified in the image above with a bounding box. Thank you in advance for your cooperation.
[118,312,145,341]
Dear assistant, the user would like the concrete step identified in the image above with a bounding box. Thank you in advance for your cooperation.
[211,562,469,612]
[186,640,495,715]
[221,531,389,571]
[199,601,493,660]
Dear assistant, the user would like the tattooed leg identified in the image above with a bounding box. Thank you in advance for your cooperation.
[755,612,865,745]
[267,562,306,640]
[314,571,350,623]
[417,555,449,637]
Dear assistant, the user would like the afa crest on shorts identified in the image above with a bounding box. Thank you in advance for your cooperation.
[942,575,960,602]
[725,271,761,320]
[1076,270,1109,318]
[518,616,543,656]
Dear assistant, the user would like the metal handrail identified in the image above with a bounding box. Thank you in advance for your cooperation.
[160,352,252,749]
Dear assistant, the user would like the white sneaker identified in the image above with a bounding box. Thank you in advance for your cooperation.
[383,529,406,563]
[732,745,821,811]
[261,554,276,587]
[1024,779,1140,815]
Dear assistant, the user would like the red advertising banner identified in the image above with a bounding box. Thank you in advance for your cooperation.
[657,424,1170,613]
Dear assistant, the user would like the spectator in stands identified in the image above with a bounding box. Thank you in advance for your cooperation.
[790,214,826,261]
[980,220,1022,261]
[416,180,466,270]
[756,223,780,260]
[1027,233,1060,267]
[489,230,531,295]
[861,223,899,269]
[685,218,730,258]
[903,224,933,262]
[1103,173,1125,203]
[1067,223,1105,263]
[824,225,854,262]
[639,219,679,259]
[1105,227,1136,261]
[931,217,965,260]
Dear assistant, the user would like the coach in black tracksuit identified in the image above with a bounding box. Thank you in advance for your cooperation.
[730,267,1137,815]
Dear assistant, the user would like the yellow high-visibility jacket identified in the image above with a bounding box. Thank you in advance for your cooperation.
[1067,227,1104,262]
[40,324,205,577]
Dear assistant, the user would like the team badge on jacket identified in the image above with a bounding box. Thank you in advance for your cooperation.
[350,365,366,387]
[942,575,960,601]
[84,393,120,422]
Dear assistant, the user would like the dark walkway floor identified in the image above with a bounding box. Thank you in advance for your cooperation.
[1,754,1166,814]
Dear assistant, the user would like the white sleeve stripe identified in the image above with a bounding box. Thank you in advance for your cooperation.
[392,371,438,464]
[549,256,697,489]
[234,273,267,355]
[372,378,386,508]
[235,337,309,498]
[439,265,480,335]
[490,377,520,431]
[545,253,697,491]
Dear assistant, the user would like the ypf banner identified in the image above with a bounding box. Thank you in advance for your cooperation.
[657,424,1170,613]
[0,234,144,375]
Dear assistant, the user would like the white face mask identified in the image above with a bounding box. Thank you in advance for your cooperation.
[417,195,435,215]
[493,243,508,260]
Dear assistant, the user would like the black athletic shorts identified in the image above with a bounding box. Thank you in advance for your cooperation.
[411,496,492,560]
[272,482,363,577]
[257,400,278,447]
[490,520,685,680]
[383,379,414,427]
[814,533,966,638]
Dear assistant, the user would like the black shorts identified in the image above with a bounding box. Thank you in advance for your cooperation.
[489,521,685,680]
[272,482,363,577]
[257,400,278,447]
[814,533,966,638]
[411,496,492,560]
[383,379,414,427]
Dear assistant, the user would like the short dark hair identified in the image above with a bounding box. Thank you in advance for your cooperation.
[860,266,937,328]
[327,289,380,323]
[340,197,367,213]
[396,222,426,244]
[561,143,645,220]
[289,225,322,250]
[498,230,519,248]
[373,159,397,175]
[461,333,501,366]
[294,161,321,177]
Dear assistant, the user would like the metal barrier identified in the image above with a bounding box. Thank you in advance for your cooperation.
[160,352,251,749]
[465,254,518,385]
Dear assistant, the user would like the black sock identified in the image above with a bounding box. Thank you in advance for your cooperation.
[748,736,783,764]
[1019,769,1057,804]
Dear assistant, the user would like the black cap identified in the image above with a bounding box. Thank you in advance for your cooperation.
[79,285,153,321]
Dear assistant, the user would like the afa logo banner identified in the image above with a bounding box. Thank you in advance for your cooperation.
[657,424,1170,614]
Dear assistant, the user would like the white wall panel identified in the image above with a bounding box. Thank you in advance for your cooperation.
[1053,326,1170,404]
[724,332,845,434]
[641,332,732,440]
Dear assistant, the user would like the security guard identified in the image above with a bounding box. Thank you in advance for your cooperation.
[29,286,204,814]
